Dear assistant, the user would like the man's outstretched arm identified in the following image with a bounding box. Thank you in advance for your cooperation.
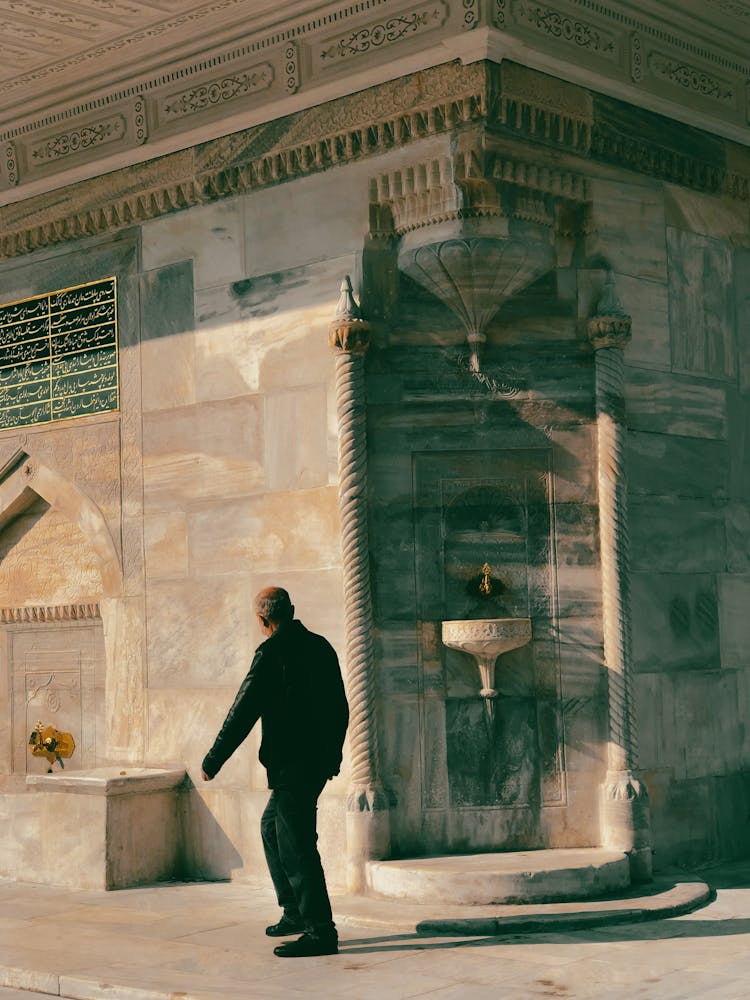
[201,649,266,779]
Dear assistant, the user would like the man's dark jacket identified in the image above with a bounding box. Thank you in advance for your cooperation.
[202,620,349,787]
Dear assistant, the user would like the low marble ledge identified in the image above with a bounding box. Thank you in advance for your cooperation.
[336,870,711,936]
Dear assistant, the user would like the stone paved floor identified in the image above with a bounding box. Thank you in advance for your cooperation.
[1,861,750,999]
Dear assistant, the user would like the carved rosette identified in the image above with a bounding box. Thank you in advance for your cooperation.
[588,273,652,880]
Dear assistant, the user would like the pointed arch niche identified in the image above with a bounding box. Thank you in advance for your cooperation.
[0,446,142,780]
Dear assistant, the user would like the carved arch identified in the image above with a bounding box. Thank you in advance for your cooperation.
[0,446,122,597]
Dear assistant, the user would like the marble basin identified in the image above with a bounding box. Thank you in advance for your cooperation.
[441,618,532,722]
[442,618,532,660]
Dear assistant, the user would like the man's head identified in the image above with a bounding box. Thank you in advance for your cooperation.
[255,587,294,636]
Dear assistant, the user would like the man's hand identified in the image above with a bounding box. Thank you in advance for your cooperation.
[201,768,212,781]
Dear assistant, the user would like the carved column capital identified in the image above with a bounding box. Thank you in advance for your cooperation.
[587,314,632,351]
[587,270,632,350]
[328,276,371,354]
[328,319,370,354]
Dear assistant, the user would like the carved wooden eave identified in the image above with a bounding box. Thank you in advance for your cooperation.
[2,58,750,262]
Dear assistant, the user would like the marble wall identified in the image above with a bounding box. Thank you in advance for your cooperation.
[0,97,748,885]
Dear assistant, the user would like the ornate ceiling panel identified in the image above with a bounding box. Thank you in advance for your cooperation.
[0,0,748,206]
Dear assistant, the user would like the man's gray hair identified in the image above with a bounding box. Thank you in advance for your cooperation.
[255,587,293,624]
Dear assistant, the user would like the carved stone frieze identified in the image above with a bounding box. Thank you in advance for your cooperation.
[315,3,448,66]
[0,604,101,623]
[1,143,18,190]
[285,43,301,95]
[492,61,593,153]
[159,64,274,121]
[630,32,643,84]
[0,0,748,209]
[374,135,588,238]
[1,60,750,261]
[647,51,736,107]
[30,116,128,167]
[510,0,618,60]
[462,0,481,29]
[24,98,148,173]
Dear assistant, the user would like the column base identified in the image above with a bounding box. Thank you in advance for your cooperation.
[346,785,391,893]
[600,769,653,883]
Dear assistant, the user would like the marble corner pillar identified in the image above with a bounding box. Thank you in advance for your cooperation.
[329,277,391,893]
[588,273,652,883]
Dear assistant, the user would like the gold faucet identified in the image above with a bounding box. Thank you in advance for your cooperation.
[28,721,76,771]
[479,562,492,597]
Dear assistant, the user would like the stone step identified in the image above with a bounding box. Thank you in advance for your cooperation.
[335,870,711,937]
[365,848,631,905]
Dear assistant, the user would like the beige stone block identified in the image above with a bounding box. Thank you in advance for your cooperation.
[630,497,725,573]
[0,769,183,889]
[625,368,727,439]
[148,687,263,790]
[735,666,750,764]
[145,574,255,689]
[265,385,329,492]
[144,512,188,580]
[317,790,349,890]
[188,487,341,577]
[631,572,720,674]
[142,396,264,510]
[555,564,602,618]
[667,227,734,379]
[586,178,667,282]
[736,251,750,394]
[664,184,750,240]
[101,594,146,764]
[718,574,750,670]
[142,197,244,289]
[618,274,671,370]
[141,330,195,412]
[634,671,666,771]
[540,784,601,848]
[558,703,606,783]
[0,790,48,881]
[181,785,246,881]
[254,275,354,393]
[555,616,606,699]
[243,167,368,275]
[669,670,741,780]
[628,430,728,500]
[550,427,596,503]
[27,417,121,521]
[194,289,261,400]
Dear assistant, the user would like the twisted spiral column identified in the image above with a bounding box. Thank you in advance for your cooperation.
[595,344,637,775]
[589,282,652,882]
[329,278,390,891]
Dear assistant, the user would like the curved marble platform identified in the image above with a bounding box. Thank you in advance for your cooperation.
[366,848,631,906]
[337,870,711,936]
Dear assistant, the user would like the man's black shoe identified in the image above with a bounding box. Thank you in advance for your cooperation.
[273,932,338,957]
[265,914,305,937]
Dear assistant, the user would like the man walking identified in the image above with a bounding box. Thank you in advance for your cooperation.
[202,587,349,957]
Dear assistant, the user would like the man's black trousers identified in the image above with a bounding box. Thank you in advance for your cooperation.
[260,776,335,936]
